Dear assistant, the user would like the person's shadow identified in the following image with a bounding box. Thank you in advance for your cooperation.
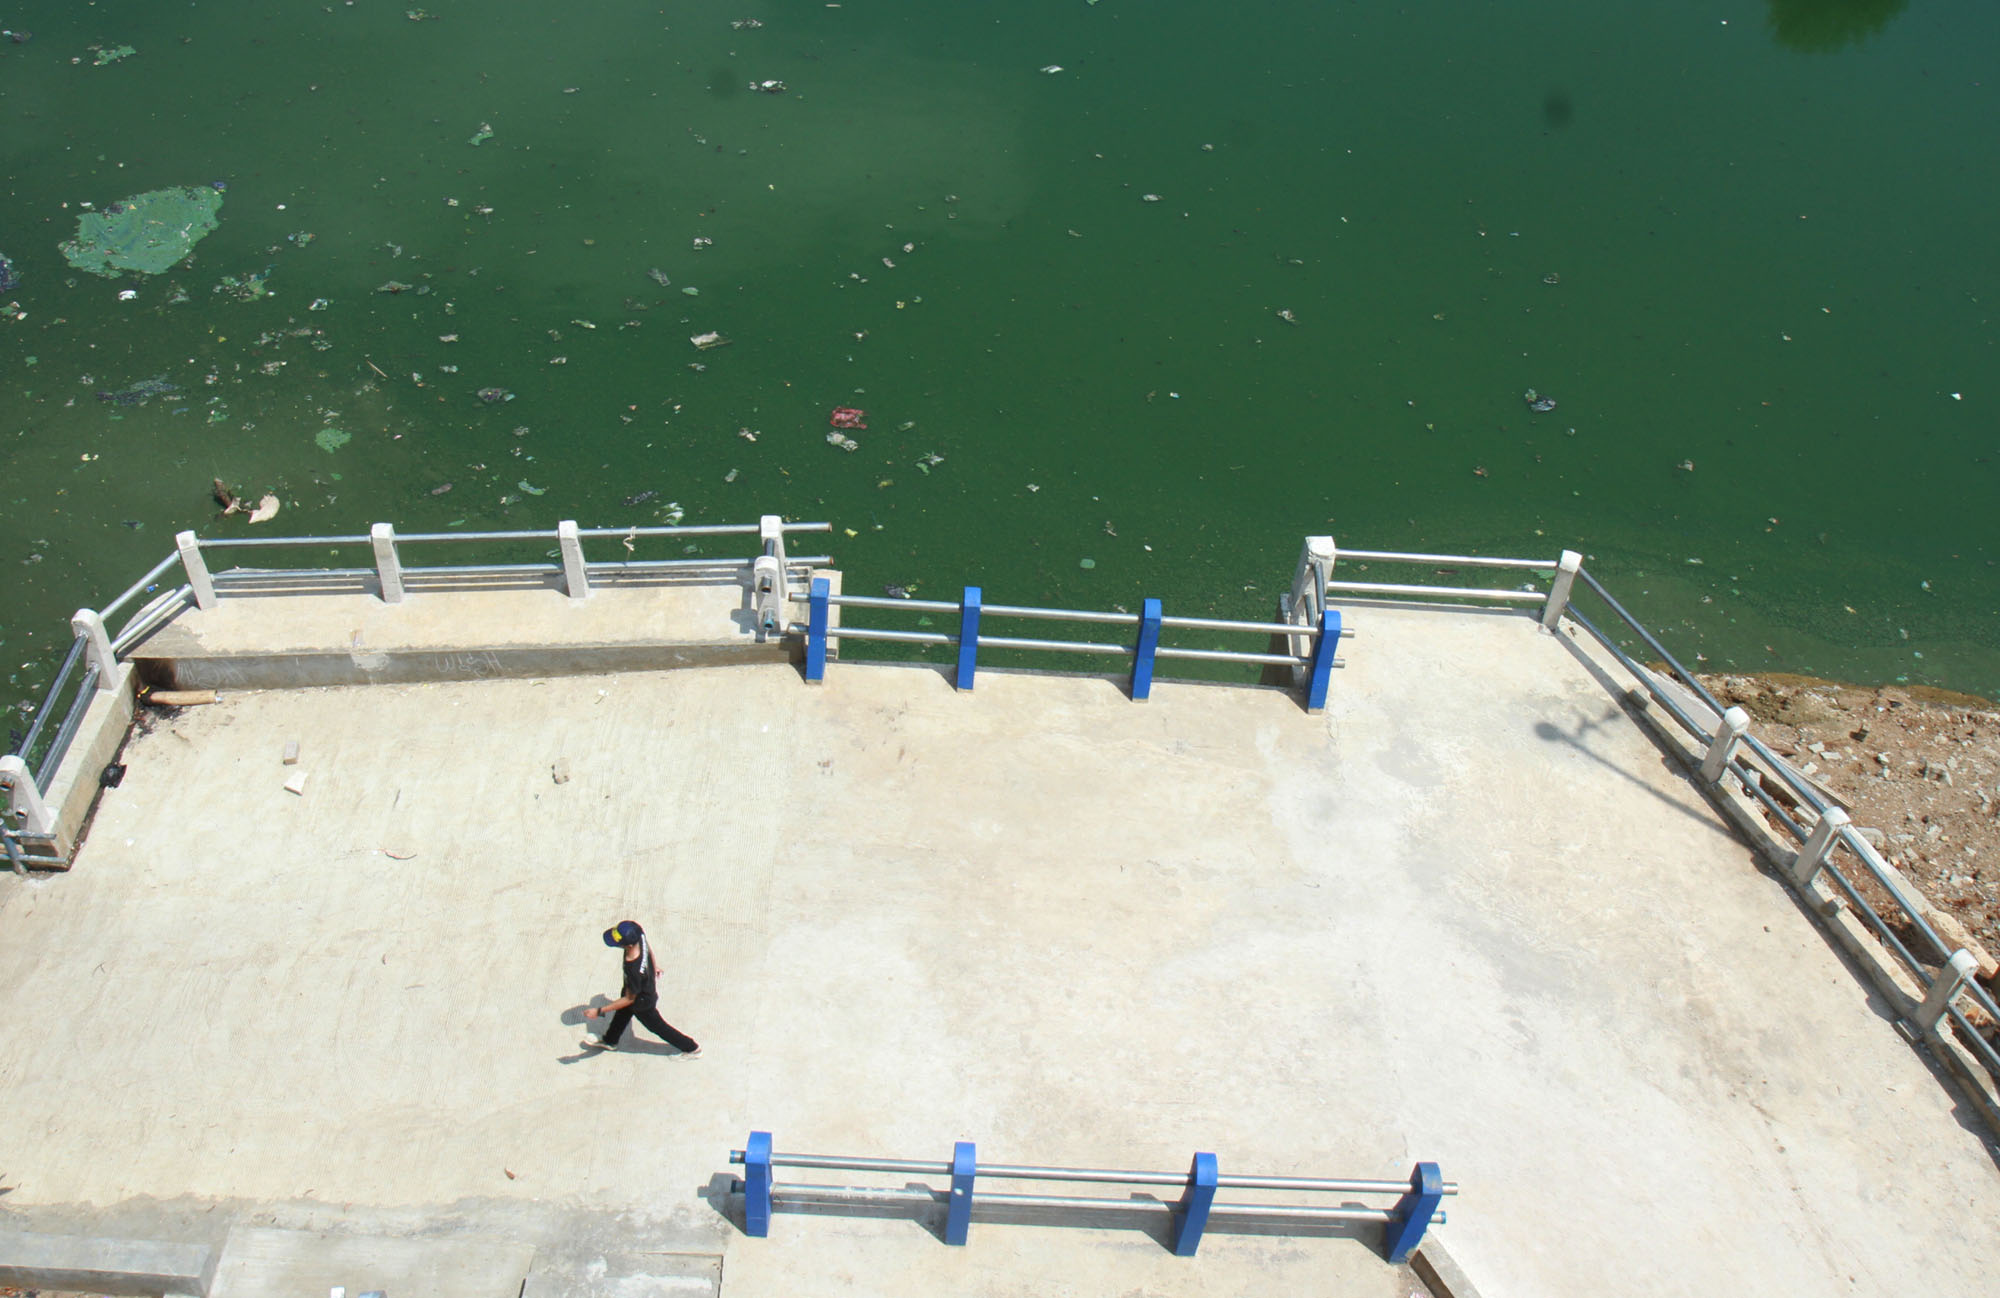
[556,997,687,1063]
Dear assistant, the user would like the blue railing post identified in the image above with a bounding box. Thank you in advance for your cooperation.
[956,586,982,691]
[1131,597,1162,701]
[945,1140,977,1245]
[806,578,830,683]
[1384,1160,1442,1263]
[1170,1151,1218,1256]
[1305,607,1341,713]
[744,1131,775,1237]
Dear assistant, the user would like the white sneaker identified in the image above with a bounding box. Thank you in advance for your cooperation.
[676,1046,702,1059]
[581,1036,616,1050]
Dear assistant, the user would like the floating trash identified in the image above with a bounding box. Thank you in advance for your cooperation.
[829,406,867,429]
[2,30,32,43]
[1040,65,1063,74]
[477,387,513,403]
[1543,272,1561,285]
[826,432,859,452]
[117,289,138,301]
[97,376,178,406]
[468,122,494,146]
[1523,388,1557,413]
[1276,308,1297,324]
[1078,558,1095,569]
[623,490,657,506]
[1677,459,1696,472]
[314,427,352,453]
[884,584,913,599]
[690,331,730,350]
[737,427,759,441]
[376,280,415,294]
[681,286,700,296]
[723,468,739,483]
[518,480,547,496]
[647,267,672,287]
[1141,193,1161,203]
[91,44,136,66]
[731,18,765,30]
[749,79,787,93]
[246,494,280,525]
[61,186,223,277]
[213,268,271,301]
[0,251,17,293]
[691,236,713,250]
[430,481,454,496]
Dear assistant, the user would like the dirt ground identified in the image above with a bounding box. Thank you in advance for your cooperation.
[1703,674,2000,995]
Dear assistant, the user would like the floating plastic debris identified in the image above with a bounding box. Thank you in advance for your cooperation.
[681,286,700,296]
[1677,459,1696,472]
[213,268,271,301]
[1079,558,1096,569]
[1040,65,1063,74]
[1543,273,1561,285]
[731,18,765,30]
[377,280,415,294]
[738,427,759,441]
[97,376,178,406]
[692,236,713,250]
[61,186,223,277]
[1523,388,1556,413]
[91,44,136,66]
[690,331,730,350]
[518,480,547,496]
[314,427,352,453]
[827,432,859,451]
[724,468,739,483]
[829,406,867,429]
[1276,308,1297,324]
[0,251,17,293]
[430,482,454,496]
[117,289,138,301]
[750,79,787,93]
[477,387,513,403]
[468,122,494,146]
[647,267,672,287]
[884,584,913,599]
[246,494,280,524]
[623,490,657,506]
[1141,193,1161,203]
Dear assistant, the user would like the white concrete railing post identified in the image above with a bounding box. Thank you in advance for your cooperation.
[175,530,218,610]
[752,515,789,636]
[1790,806,1851,890]
[0,754,54,836]
[1541,550,1583,630]
[558,520,589,599]
[1699,705,1751,782]
[71,609,117,689]
[1912,950,1981,1037]
[370,523,405,604]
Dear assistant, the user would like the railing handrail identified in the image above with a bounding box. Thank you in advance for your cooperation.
[1559,559,1994,1082]
[728,1133,1452,1259]
[740,1148,1462,1196]
[791,579,1353,708]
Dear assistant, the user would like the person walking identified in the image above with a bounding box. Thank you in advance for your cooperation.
[583,920,700,1056]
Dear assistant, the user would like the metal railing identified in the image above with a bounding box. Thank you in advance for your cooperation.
[1558,566,2000,1083]
[728,1132,1454,1262]
[4,516,830,853]
[791,582,1356,711]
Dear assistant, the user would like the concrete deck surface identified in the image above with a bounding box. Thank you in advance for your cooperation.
[2,604,1996,1297]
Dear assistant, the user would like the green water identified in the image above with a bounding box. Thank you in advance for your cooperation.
[4,0,1998,724]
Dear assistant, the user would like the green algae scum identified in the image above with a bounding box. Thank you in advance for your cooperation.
[3,1,1999,730]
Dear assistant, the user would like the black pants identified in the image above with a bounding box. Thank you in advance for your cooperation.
[605,1000,698,1052]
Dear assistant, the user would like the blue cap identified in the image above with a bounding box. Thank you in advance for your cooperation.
[603,920,641,947]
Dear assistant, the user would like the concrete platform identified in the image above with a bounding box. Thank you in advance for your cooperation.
[2,603,1996,1297]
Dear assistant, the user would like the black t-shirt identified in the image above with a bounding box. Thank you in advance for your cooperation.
[622,939,658,1005]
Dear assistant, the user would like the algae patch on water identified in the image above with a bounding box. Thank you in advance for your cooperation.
[60,186,224,277]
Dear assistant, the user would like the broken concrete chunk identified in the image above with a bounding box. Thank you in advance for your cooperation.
[551,758,571,785]
[282,741,300,766]
[283,770,309,796]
